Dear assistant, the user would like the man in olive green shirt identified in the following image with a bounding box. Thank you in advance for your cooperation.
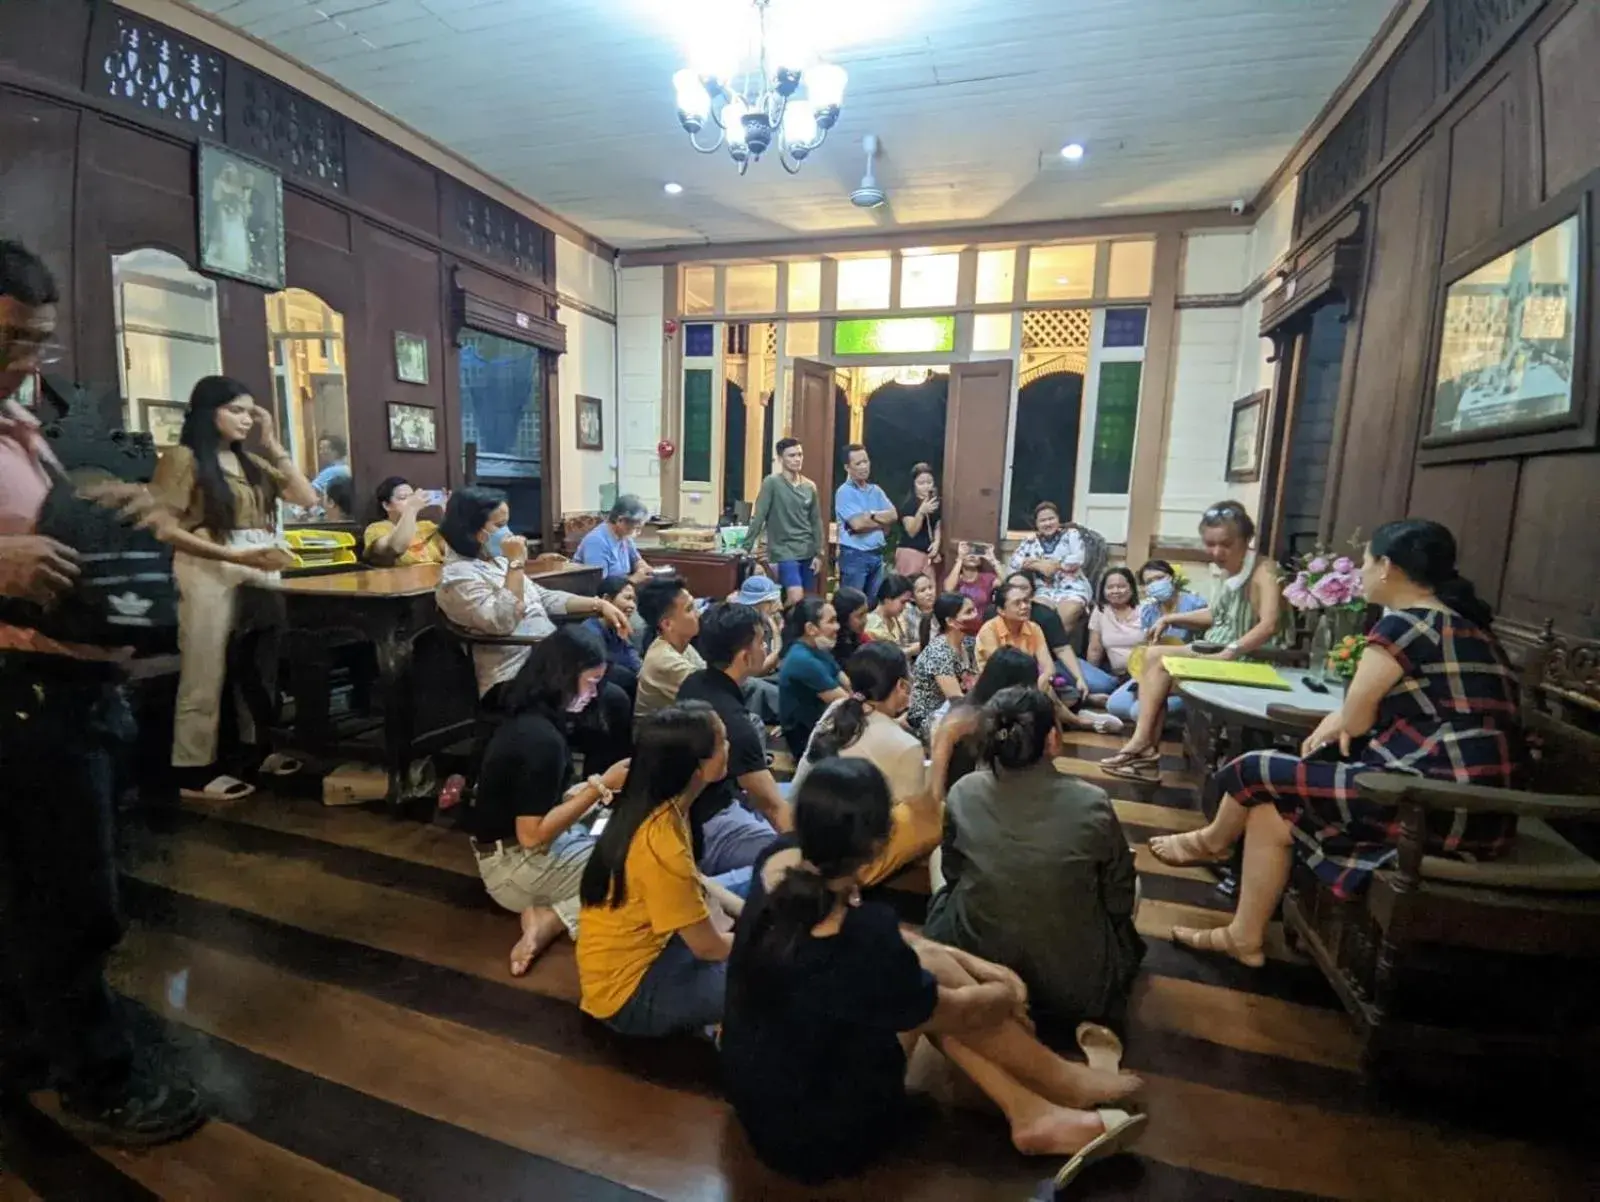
[745,437,826,604]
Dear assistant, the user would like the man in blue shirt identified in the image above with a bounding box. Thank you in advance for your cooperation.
[574,495,654,584]
[833,444,895,599]
[309,434,351,497]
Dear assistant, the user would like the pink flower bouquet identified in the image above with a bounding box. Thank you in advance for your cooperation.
[1282,541,1365,613]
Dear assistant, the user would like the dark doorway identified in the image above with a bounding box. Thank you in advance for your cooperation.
[723,379,746,511]
[1007,370,1083,530]
[1277,302,1348,558]
[861,372,950,507]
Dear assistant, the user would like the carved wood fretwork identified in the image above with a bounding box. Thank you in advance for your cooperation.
[454,191,547,279]
[99,12,224,137]
[1443,0,1542,88]
[236,69,347,192]
[1299,94,1372,234]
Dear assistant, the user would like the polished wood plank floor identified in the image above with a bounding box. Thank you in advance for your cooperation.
[1,740,1591,1201]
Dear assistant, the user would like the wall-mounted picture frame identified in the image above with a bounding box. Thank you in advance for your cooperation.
[1225,390,1268,483]
[576,394,604,451]
[394,331,429,385]
[197,143,285,290]
[1420,186,1596,465]
[138,398,188,448]
[387,401,438,453]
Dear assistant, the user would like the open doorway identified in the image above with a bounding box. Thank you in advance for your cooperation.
[832,366,950,502]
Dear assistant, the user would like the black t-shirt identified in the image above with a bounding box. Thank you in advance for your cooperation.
[470,711,570,842]
[1032,601,1071,652]
[721,836,939,1183]
[675,667,769,851]
[895,495,939,553]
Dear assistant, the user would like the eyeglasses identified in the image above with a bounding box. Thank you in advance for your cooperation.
[0,329,64,367]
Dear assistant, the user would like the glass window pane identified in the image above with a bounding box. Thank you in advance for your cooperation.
[683,265,715,314]
[899,253,959,308]
[682,368,714,482]
[1107,240,1155,298]
[1088,361,1142,494]
[787,261,821,311]
[725,263,777,314]
[973,313,1013,352]
[786,320,819,357]
[836,257,891,310]
[1102,308,1148,348]
[1026,244,1096,301]
[685,323,715,357]
[459,330,542,481]
[976,249,1016,304]
[113,248,222,437]
[834,316,955,355]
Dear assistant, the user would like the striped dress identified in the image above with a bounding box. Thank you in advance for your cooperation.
[1213,608,1520,897]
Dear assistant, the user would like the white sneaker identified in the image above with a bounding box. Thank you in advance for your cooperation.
[1090,713,1125,735]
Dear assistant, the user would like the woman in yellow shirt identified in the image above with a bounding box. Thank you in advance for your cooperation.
[363,476,446,566]
[577,702,744,1036]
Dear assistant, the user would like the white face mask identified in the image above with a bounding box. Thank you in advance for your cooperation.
[567,681,600,712]
[813,634,837,651]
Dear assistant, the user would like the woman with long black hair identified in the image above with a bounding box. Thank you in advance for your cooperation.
[149,375,316,799]
[776,597,848,756]
[722,757,1146,1185]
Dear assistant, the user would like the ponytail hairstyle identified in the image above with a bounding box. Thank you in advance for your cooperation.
[832,586,869,662]
[578,702,720,909]
[1198,499,1257,543]
[919,590,967,652]
[979,686,1057,773]
[735,758,893,1002]
[181,375,265,536]
[805,641,909,763]
[1369,519,1494,630]
[781,596,830,654]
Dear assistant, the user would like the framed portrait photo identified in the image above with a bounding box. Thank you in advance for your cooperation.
[394,332,429,385]
[1225,390,1268,483]
[387,401,437,453]
[139,399,188,448]
[197,143,285,290]
[576,394,604,451]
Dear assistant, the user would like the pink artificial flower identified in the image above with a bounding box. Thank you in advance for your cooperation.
[1310,572,1351,607]
[1307,556,1329,575]
[1332,556,1354,574]
[1284,577,1316,610]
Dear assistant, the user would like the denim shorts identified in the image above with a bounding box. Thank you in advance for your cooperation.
[603,934,727,1037]
[773,559,816,592]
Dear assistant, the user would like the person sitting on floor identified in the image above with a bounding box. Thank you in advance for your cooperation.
[924,686,1145,1031]
[907,592,980,737]
[731,573,784,725]
[471,627,631,977]
[777,597,850,758]
[929,648,1040,804]
[1091,559,1209,726]
[676,604,792,875]
[911,571,937,627]
[1010,502,1094,632]
[721,757,1147,1185]
[1100,501,1283,782]
[1079,567,1143,707]
[1152,520,1521,968]
[865,573,921,657]
[943,541,1000,611]
[635,575,705,720]
[992,570,1086,686]
[977,581,1121,734]
[577,703,745,1037]
[831,585,870,666]
[789,641,941,885]
[587,575,642,700]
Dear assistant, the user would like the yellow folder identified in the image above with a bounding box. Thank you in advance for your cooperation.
[1164,657,1292,690]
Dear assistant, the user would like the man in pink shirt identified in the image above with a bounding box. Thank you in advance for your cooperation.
[0,241,203,1145]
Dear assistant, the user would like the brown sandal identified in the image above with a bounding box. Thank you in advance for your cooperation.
[1171,924,1266,968]
[1147,829,1229,868]
[1100,750,1160,782]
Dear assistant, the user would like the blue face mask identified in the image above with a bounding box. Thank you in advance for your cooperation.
[1146,577,1175,603]
[485,525,510,558]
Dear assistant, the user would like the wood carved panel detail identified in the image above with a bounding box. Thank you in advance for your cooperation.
[1443,0,1542,87]
[1299,94,1372,233]
[454,191,547,278]
[237,71,347,192]
[100,12,224,137]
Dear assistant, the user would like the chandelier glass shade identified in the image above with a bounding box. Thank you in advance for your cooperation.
[672,0,847,175]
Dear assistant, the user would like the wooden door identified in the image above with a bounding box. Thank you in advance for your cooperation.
[790,357,837,560]
[941,359,1014,545]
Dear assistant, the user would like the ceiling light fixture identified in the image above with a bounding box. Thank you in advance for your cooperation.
[672,0,847,176]
[1060,142,1085,162]
[663,182,684,194]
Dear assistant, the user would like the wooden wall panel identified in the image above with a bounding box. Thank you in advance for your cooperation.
[0,0,92,89]
[0,90,79,383]
[1537,1,1600,197]
[1382,6,1442,153]
[1442,78,1510,260]
[1501,454,1600,635]
[347,129,440,239]
[1407,459,1520,608]
[284,191,353,255]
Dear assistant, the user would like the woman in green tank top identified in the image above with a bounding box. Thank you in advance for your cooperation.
[1101,502,1284,782]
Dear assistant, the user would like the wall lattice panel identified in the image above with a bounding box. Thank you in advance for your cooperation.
[233,69,347,192]
[1443,0,1542,87]
[99,11,224,138]
[1021,308,1093,352]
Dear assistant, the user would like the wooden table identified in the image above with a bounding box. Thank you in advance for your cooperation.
[641,547,752,599]
[249,561,601,805]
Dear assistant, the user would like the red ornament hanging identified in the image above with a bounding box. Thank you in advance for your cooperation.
[657,439,676,459]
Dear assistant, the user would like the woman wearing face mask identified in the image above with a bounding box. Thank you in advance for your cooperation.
[587,574,642,700]
[908,592,980,736]
[148,376,316,800]
[471,627,631,976]
[777,598,850,759]
[1092,560,1210,725]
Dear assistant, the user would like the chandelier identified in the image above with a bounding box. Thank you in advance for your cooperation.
[671,0,848,175]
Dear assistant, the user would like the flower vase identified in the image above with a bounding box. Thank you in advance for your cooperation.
[1308,613,1334,685]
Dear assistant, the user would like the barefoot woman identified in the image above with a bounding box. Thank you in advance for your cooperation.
[1150,520,1519,966]
[1100,501,1282,781]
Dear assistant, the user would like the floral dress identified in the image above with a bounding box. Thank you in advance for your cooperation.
[1009,529,1092,607]
[1214,608,1519,898]
[908,635,977,734]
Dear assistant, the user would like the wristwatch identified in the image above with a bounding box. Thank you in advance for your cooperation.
[506,559,527,572]
[588,774,614,806]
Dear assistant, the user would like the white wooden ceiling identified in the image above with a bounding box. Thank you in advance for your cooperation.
[194,0,1396,249]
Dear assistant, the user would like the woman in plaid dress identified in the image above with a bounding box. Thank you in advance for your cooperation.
[1149,520,1519,967]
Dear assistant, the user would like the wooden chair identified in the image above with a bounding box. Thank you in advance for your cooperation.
[1066,522,1108,587]
[1266,622,1600,1087]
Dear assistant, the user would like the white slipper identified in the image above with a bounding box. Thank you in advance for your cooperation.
[179,774,255,802]
[1074,1022,1124,1074]
[258,753,303,777]
[1052,1108,1147,1189]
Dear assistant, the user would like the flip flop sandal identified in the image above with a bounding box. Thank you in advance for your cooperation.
[1074,1023,1124,1074]
[1053,1109,1148,1190]
[1100,756,1161,783]
[179,774,255,802]
[258,753,303,777]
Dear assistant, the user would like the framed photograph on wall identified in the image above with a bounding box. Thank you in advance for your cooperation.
[139,399,188,448]
[1420,188,1595,465]
[387,401,438,453]
[394,332,429,385]
[576,394,604,450]
[197,143,285,290]
[1225,390,1268,483]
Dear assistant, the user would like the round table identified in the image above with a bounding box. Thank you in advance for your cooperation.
[1174,667,1342,737]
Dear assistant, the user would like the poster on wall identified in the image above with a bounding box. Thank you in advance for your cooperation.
[1426,213,1580,443]
[197,143,285,290]
[576,394,603,450]
[388,402,438,453]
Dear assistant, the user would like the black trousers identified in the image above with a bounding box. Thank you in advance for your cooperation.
[0,652,135,1103]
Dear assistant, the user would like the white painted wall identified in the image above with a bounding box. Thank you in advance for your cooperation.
[555,237,618,515]
[616,265,666,515]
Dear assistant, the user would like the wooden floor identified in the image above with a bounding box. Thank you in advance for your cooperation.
[2,736,1592,1201]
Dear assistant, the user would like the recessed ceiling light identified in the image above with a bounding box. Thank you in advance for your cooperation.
[663,182,684,194]
[1060,142,1085,162]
